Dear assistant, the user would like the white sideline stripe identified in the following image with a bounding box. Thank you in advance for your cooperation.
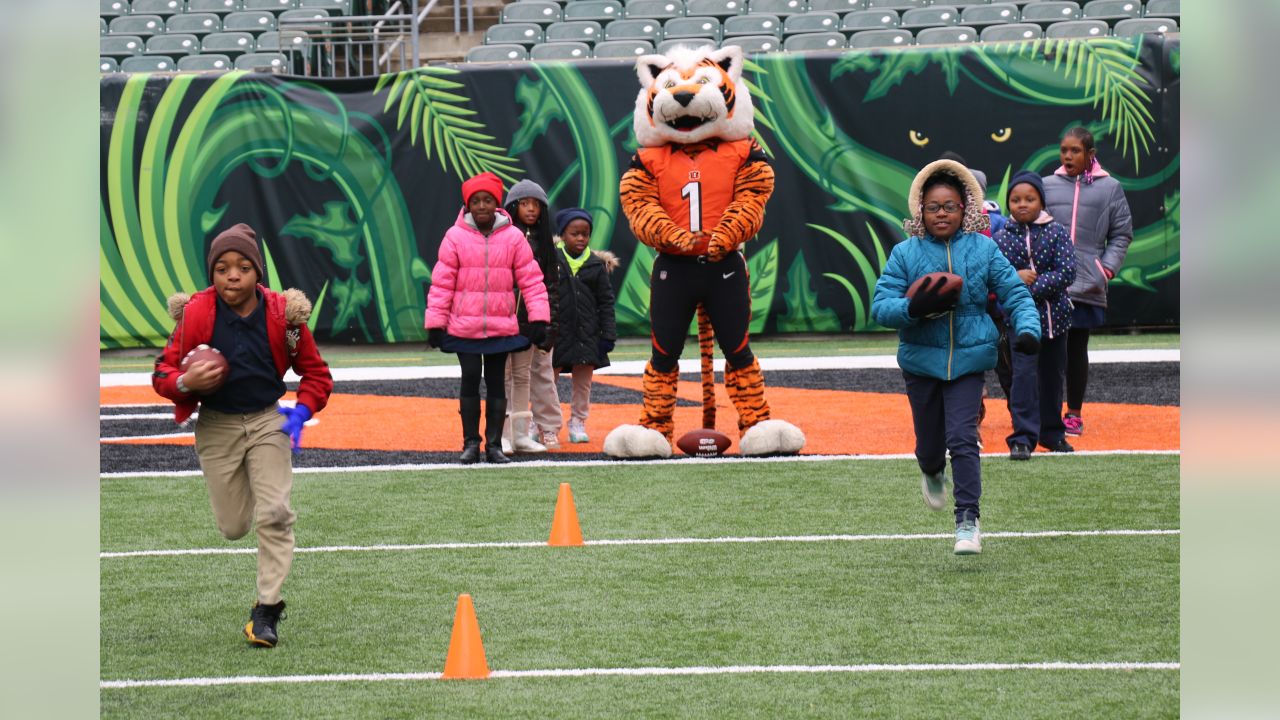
[100,413,174,420]
[99,449,1181,478]
[101,661,1179,689]
[101,432,194,442]
[99,349,1180,386]
[100,528,1179,559]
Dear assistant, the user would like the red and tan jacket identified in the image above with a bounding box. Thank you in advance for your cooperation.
[152,285,333,424]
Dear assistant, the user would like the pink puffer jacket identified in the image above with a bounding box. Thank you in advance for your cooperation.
[425,208,550,338]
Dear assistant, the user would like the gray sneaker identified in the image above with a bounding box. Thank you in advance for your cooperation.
[921,469,948,511]
[954,520,982,555]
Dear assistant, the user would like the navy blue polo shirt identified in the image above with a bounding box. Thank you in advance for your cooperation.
[200,289,287,414]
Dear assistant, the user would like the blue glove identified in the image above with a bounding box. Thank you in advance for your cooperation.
[278,404,313,453]
[597,338,615,357]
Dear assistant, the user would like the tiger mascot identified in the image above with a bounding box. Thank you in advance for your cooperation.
[602,44,805,458]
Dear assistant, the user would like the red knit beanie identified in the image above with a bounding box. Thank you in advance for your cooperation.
[461,172,504,207]
[207,223,264,282]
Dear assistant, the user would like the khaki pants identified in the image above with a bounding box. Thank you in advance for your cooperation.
[195,405,295,605]
[506,347,563,434]
[569,364,594,424]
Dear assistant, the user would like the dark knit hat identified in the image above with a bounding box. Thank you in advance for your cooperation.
[1006,170,1046,207]
[462,171,505,207]
[555,208,593,236]
[207,223,263,282]
[505,178,549,207]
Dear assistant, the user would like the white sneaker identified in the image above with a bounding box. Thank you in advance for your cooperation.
[568,420,589,443]
[921,469,948,511]
[540,430,561,449]
[513,434,547,453]
[954,519,982,555]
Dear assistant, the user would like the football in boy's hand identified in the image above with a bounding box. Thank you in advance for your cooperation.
[180,344,230,392]
[907,272,964,299]
[676,428,733,457]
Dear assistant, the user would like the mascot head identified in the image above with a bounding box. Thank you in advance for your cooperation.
[633,45,755,148]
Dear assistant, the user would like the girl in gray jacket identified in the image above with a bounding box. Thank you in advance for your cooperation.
[1042,127,1133,438]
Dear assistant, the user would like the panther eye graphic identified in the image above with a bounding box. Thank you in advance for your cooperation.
[990,127,1013,143]
[909,130,929,147]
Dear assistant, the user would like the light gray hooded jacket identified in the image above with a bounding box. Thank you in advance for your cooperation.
[1042,161,1133,309]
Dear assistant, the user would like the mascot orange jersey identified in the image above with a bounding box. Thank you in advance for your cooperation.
[603,45,805,459]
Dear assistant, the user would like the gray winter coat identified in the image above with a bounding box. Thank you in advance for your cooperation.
[1042,166,1132,309]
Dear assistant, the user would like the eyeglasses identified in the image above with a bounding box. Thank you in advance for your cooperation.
[923,202,964,214]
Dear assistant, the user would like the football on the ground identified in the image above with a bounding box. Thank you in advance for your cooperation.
[906,272,963,299]
[676,428,733,457]
[180,344,230,392]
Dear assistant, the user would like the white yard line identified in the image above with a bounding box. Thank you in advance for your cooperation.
[100,528,1179,559]
[99,349,1180,387]
[99,449,1180,479]
[101,660,1179,689]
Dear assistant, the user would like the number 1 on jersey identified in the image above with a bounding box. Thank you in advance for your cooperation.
[681,181,702,232]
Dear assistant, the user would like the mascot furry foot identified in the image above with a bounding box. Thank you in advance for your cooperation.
[739,419,806,456]
[603,424,673,459]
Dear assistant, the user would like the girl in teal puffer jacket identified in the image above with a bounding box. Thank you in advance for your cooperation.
[871,159,1040,556]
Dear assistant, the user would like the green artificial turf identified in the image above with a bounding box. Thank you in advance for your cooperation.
[100,455,1179,718]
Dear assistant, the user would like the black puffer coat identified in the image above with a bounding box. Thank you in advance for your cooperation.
[506,208,560,349]
[552,248,618,371]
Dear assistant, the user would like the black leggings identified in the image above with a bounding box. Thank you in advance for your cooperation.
[649,252,755,372]
[1065,327,1090,411]
[458,352,509,399]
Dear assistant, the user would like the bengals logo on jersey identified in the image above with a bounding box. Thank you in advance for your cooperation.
[632,45,755,149]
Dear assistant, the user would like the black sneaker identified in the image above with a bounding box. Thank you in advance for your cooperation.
[1040,438,1075,453]
[245,600,286,648]
[1009,443,1032,461]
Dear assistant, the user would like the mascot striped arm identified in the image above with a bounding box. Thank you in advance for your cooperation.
[603,45,805,459]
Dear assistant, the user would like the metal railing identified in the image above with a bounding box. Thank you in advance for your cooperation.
[279,1,421,78]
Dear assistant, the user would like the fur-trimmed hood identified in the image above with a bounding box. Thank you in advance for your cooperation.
[167,286,313,324]
[903,159,991,239]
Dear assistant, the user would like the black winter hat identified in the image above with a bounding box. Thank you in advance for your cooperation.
[1006,170,1046,207]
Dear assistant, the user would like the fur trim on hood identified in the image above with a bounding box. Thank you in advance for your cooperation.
[593,249,620,273]
[166,287,312,324]
[903,159,990,239]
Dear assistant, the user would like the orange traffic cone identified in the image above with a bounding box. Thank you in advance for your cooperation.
[441,593,490,679]
[548,482,584,546]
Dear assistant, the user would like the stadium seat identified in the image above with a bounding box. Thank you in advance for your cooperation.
[297,0,350,14]
[546,20,606,44]
[783,11,840,35]
[132,0,187,16]
[101,18,109,36]
[657,37,717,53]
[722,34,781,53]
[663,16,721,42]
[604,19,664,43]
[724,14,783,38]
[256,30,310,52]
[279,8,331,23]
[1020,1,1081,26]
[100,57,120,73]
[485,23,545,47]
[121,55,178,72]
[168,13,224,35]
[188,0,246,13]
[502,1,563,25]
[224,11,278,32]
[564,0,624,22]
[1081,0,1140,24]
[841,9,899,31]
[235,51,291,71]
[684,0,746,20]
[201,31,257,55]
[624,0,686,21]
[847,27,913,47]
[464,43,530,62]
[979,22,1041,41]
[145,34,202,56]
[747,0,809,17]
[1112,16,1176,37]
[178,53,234,71]
[100,35,146,59]
[944,0,992,6]
[865,0,926,8]
[244,0,299,11]
[530,41,592,60]
[808,0,862,12]
[1044,19,1108,38]
[782,30,845,50]
[100,0,129,19]
[109,15,167,37]
[900,6,961,29]
[915,24,977,44]
[593,38,656,57]
[960,4,1020,28]
[1144,0,1178,20]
